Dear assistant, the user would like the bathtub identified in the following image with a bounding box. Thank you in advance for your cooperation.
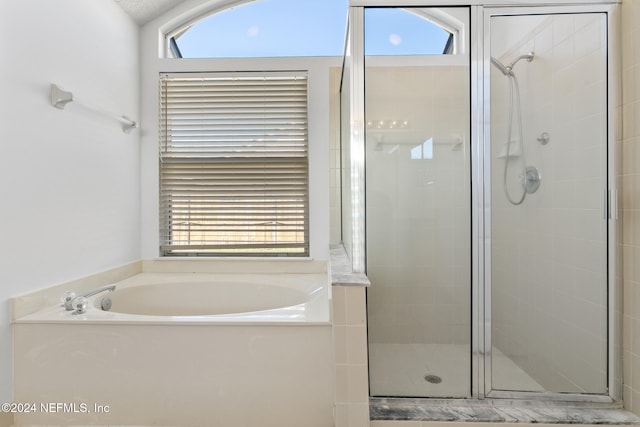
[102,279,313,317]
[12,267,334,426]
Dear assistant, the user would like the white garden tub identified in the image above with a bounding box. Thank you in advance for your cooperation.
[12,270,333,426]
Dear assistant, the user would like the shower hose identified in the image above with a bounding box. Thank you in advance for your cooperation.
[503,71,528,206]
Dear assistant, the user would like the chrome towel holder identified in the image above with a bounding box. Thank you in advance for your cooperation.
[50,83,138,133]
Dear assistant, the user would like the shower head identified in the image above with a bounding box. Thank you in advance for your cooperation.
[508,52,535,69]
[491,57,511,76]
[491,52,535,76]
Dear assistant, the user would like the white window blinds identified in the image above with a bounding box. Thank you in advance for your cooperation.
[159,72,309,256]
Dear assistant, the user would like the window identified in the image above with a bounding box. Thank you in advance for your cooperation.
[411,138,434,160]
[364,8,456,56]
[168,0,348,58]
[159,72,309,256]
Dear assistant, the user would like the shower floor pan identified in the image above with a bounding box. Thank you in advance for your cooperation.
[369,343,542,397]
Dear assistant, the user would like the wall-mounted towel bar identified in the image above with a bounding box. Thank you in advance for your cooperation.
[50,83,138,133]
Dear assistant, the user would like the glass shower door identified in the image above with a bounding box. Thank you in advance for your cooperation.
[488,11,608,395]
[365,7,471,398]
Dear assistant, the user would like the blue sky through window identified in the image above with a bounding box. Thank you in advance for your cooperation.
[365,8,450,56]
[175,0,349,57]
[173,1,451,58]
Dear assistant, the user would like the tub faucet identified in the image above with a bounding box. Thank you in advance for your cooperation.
[63,284,116,312]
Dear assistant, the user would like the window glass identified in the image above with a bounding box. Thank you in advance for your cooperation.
[171,0,348,58]
[364,8,453,56]
[159,73,309,256]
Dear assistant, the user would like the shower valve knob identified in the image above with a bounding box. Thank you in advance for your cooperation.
[524,166,542,194]
[537,132,550,145]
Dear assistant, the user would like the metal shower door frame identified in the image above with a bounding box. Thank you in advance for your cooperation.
[348,0,621,404]
[476,3,621,403]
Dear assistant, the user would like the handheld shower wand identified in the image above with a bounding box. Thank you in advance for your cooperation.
[491,52,540,206]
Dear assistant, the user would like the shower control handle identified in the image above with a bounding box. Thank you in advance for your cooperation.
[524,166,541,194]
[537,132,550,145]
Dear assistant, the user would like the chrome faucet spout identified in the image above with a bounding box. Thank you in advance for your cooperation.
[64,285,116,311]
[79,284,116,299]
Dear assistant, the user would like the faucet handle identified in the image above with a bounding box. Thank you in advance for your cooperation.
[62,291,76,310]
[71,296,88,315]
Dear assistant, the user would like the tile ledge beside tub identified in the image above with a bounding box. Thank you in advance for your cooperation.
[330,243,371,427]
[330,243,371,287]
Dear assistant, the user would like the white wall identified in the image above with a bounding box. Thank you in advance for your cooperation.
[0,0,140,403]
[140,0,336,261]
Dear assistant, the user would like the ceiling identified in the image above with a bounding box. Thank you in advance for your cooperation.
[113,0,188,25]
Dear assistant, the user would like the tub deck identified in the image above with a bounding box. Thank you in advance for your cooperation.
[13,272,331,325]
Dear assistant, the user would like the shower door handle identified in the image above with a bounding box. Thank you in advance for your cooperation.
[608,189,618,220]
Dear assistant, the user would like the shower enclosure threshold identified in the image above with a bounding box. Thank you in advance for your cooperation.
[369,398,640,424]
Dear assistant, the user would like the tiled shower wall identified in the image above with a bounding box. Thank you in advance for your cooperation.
[491,13,609,393]
[365,65,470,346]
[331,63,471,345]
[622,0,640,416]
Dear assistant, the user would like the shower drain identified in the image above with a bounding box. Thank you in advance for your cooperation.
[424,374,442,384]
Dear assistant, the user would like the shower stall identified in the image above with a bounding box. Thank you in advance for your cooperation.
[340,2,620,402]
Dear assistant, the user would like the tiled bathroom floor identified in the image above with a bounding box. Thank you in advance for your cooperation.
[369,343,543,397]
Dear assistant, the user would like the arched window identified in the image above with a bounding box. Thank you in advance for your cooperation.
[167,0,349,58]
